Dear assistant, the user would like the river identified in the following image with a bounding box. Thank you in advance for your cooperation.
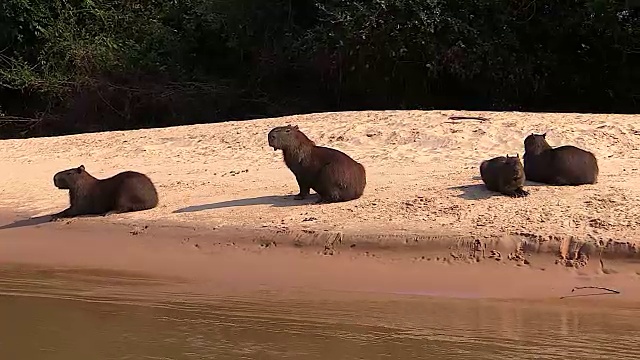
[0,265,638,359]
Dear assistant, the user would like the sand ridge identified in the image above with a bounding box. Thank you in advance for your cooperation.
[1,110,639,253]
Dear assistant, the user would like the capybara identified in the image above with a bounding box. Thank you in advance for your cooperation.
[51,165,158,219]
[268,125,366,203]
[480,154,529,197]
[523,133,598,185]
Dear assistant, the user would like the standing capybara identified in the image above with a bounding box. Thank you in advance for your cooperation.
[480,154,529,197]
[51,165,159,219]
[268,125,366,203]
[523,133,599,185]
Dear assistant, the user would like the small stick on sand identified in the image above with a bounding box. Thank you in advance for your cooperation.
[446,116,490,123]
[560,286,620,299]
[571,286,620,294]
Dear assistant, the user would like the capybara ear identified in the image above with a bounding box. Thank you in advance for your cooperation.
[506,154,510,158]
[516,153,520,158]
[542,132,547,138]
[293,125,299,129]
[77,165,85,173]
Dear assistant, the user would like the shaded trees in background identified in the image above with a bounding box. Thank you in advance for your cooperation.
[0,0,638,138]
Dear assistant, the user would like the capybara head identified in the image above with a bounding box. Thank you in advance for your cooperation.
[504,154,524,178]
[53,165,86,189]
[524,133,552,154]
[268,125,314,151]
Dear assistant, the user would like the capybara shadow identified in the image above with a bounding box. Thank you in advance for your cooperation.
[523,180,549,187]
[268,125,366,203]
[0,215,52,230]
[174,194,318,213]
[448,184,501,200]
[523,133,599,186]
[51,165,159,220]
[479,154,529,198]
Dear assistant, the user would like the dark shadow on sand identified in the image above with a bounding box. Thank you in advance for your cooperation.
[524,180,550,187]
[173,194,320,214]
[448,184,501,200]
[474,176,546,187]
[0,215,52,230]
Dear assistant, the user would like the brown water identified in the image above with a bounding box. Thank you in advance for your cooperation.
[0,265,638,360]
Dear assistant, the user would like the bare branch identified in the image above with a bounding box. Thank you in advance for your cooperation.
[446,116,490,123]
[560,286,620,299]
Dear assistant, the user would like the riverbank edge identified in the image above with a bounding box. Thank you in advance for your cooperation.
[2,209,639,265]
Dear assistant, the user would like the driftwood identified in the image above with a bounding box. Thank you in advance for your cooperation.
[560,286,620,299]
[446,116,490,123]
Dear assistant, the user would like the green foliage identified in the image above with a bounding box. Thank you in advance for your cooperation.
[301,0,639,109]
[0,0,638,138]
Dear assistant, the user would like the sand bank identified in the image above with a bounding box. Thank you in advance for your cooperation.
[1,214,639,304]
[1,110,639,263]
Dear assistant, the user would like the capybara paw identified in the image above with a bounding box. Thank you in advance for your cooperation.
[514,189,530,198]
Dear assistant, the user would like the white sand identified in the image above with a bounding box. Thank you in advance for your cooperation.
[1,110,639,247]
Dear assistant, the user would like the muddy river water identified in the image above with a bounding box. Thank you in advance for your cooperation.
[0,265,638,360]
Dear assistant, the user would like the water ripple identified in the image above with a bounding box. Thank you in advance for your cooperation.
[0,266,638,360]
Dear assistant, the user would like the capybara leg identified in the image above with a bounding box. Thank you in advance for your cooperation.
[550,176,570,186]
[294,190,310,200]
[294,176,311,200]
[50,207,78,221]
[315,189,342,204]
[114,192,153,213]
[315,196,328,204]
[102,210,122,217]
[512,188,530,198]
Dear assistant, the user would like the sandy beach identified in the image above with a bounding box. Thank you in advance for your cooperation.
[1,214,639,303]
[1,110,639,301]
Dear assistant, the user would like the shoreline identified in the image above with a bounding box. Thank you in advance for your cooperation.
[3,209,639,262]
[1,211,639,305]
[1,109,640,303]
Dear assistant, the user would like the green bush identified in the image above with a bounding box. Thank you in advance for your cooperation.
[300,0,639,109]
[0,0,637,138]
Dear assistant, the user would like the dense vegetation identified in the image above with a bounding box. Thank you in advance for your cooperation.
[1,0,638,138]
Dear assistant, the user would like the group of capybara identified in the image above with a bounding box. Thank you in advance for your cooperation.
[480,132,598,198]
[48,125,598,220]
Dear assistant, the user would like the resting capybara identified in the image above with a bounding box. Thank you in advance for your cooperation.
[267,125,366,203]
[480,154,529,198]
[523,133,599,186]
[51,165,158,219]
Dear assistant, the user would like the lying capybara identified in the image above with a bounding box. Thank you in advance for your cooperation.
[480,154,529,197]
[523,133,599,185]
[51,165,158,219]
[268,125,366,203]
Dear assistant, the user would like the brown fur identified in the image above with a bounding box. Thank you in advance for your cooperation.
[268,125,366,203]
[523,133,599,185]
[480,154,529,197]
[51,165,158,219]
